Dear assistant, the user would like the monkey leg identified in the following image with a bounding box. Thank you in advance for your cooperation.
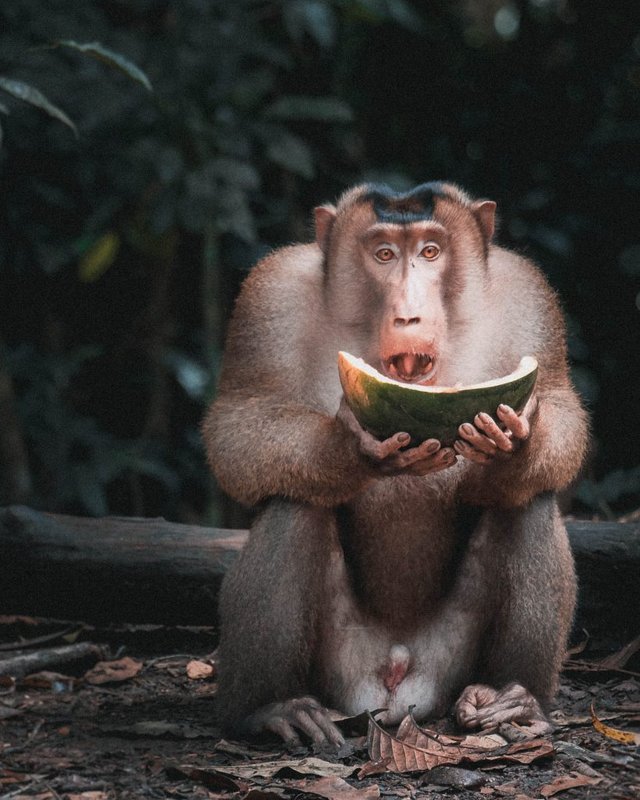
[216,499,344,748]
[455,493,575,732]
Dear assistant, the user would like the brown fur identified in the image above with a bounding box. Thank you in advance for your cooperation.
[203,182,588,742]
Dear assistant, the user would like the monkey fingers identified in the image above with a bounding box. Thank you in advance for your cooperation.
[403,441,457,475]
[454,682,549,732]
[337,397,410,461]
[496,404,531,441]
[246,697,345,749]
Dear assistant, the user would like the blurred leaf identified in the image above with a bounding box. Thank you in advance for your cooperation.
[164,351,209,400]
[56,40,153,92]
[74,466,109,517]
[0,101,8,114]
[0,76,77,136]
[353,0,424,29]
[619,244,640,278]
[383,0,425,30]
[284,0,337,48]
[266,130,315,179]
[209,157,260,189]
[266,95,353,122]
[78,231,120,283]
[576,466,640,508]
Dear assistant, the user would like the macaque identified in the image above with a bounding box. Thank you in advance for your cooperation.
[203,182,588,747]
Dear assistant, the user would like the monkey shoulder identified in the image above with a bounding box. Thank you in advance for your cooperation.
[232,243,325,328]
[487,245,567,361]
[220,243,333,395]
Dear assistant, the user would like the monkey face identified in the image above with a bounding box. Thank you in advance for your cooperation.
[317,183,496,386]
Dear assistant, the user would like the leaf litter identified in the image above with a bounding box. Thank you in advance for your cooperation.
[0,617,639,799]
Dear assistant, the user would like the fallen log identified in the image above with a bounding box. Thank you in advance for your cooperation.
[0,506,638,647]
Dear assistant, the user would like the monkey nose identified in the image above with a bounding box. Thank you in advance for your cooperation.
[394,316,421,327]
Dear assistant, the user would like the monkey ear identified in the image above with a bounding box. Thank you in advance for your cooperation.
[473,200,497,242]
[314,205,337,254]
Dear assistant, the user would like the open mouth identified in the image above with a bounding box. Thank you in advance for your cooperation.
[383,352,437,384]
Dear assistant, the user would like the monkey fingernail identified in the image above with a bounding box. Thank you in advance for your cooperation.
[426,440,440,453]
[462,423,475,436]
[397,432,410,444]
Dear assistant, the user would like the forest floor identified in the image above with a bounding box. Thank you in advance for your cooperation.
[0,618,638,800]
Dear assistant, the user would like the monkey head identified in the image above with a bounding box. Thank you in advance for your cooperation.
[315,182,496,385]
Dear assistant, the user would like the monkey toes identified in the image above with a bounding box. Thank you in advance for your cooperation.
[454,683,552,735]
[243,696,345,749]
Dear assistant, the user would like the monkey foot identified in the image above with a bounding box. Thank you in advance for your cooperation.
[454,682,552,735]
[241,696,345,749]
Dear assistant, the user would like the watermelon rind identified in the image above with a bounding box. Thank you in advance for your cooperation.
[338,352,538,446]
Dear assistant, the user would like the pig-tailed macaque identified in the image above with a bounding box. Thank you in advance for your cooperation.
[203,182,588,747]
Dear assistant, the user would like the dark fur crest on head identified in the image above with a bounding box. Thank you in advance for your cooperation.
[358,182,455,225]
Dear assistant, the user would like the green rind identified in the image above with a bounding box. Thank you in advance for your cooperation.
[339,356,538,446]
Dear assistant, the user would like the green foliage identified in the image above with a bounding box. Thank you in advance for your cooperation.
[0,0,390,519]
[0,0,638,520]
[0,76,78,135]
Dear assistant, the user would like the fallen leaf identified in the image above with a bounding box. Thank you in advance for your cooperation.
[213,757,358,781]
[331,708,386,736]
[84,656,142,684]
[590,702,640,745]
[165,763,243,792]
[598,634,640,670]
[186,659,215,679]
[290,775,380,799]
[539,771,603,797]
[21,671,76,691]
[365,711,553,774]
[565,632,589,657]
[66,793,110,800]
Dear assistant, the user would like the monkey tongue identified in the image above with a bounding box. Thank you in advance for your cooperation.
[386,353,436,383]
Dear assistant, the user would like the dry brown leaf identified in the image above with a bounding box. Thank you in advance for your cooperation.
[21,670,76,690]
[565,632,589,657]
[186,659,215,679]
[66,793,110,800]
[590,702,640,745]
[84,656,142,684]
[365,711,553,774]
[213,757,358,781]
[539,771,603,797]
[290,775,380,799]
[598,634,640,670]
[165,763,244,792]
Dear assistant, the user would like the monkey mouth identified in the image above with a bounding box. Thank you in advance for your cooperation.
[384,352,437,384]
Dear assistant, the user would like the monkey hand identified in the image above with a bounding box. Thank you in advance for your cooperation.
[243,697,345,750]
[453,394,539,464]
[337,397,457,476]
[454,682,551,735]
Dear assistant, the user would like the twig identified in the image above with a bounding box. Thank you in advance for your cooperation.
[0,642,105,679]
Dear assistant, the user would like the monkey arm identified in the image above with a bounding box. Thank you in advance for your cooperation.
[459,383,589,508]
[202,394,379,507]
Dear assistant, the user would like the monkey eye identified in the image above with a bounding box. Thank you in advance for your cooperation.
[420,243,441,260]
[374,247,396,263]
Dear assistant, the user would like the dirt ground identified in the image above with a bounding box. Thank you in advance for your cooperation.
[0,618,639,800]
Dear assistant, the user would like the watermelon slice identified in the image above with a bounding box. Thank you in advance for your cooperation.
[338,352,538,446]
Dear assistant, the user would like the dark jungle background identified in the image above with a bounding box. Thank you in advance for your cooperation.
[0,0,638,527]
